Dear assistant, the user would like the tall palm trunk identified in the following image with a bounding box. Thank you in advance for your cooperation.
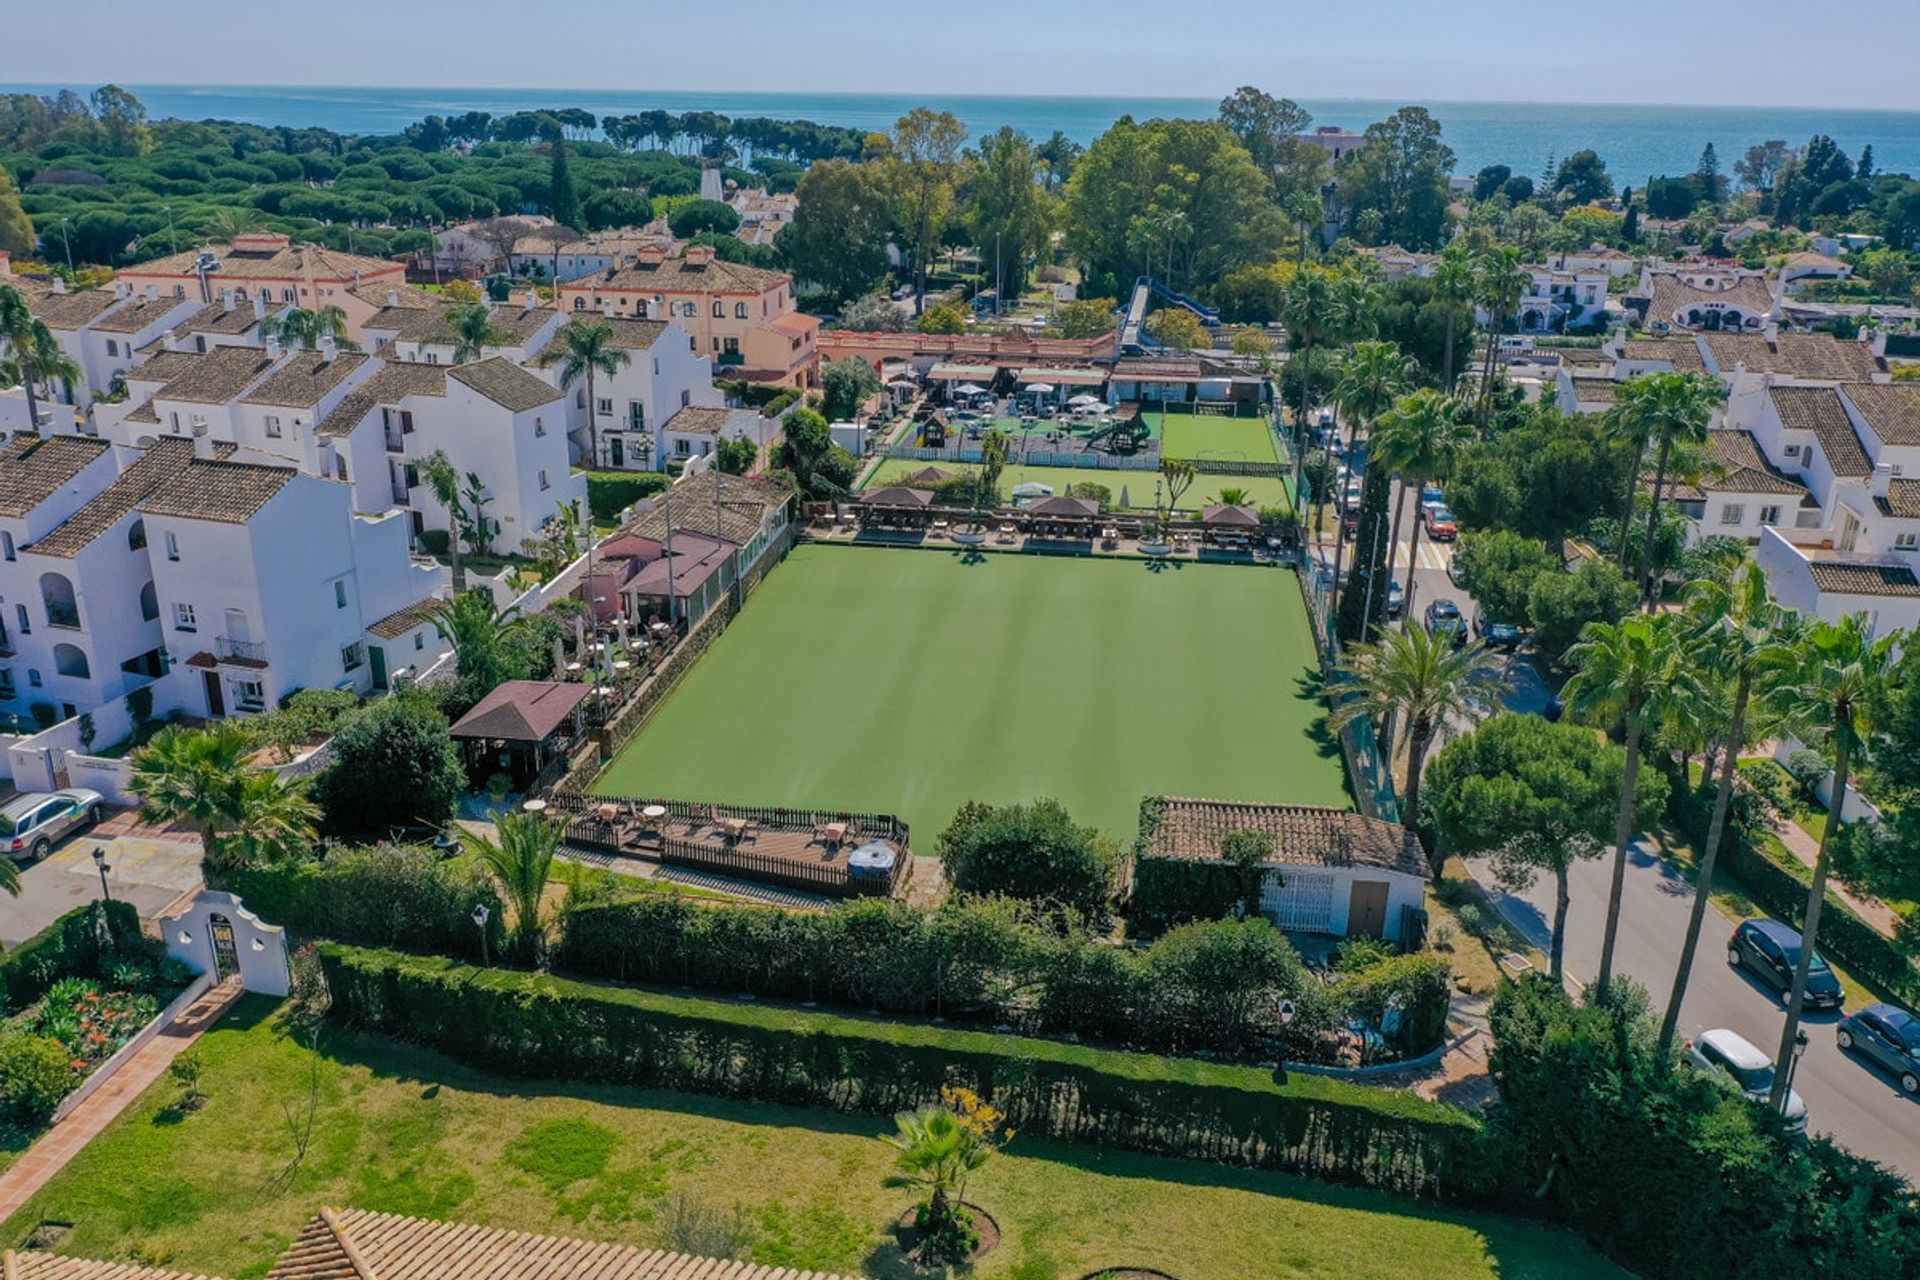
[1594,722,1644,998]
[1549,865,1571,981]
[1376,481,1413,761]
[1442,316,1457,394]
[585,367,599,469]
[19,361,41,435]
[1402,485,1428,623]
[1615,439,1648,567]
[1298,337,1317,535]
[1326,417,1361,626]
[1477,314,1502,412]
[1659,673,1750,1054]
[1637,437,1672,610]
[1769,732,1850,1110]
[1402,712,1434,838]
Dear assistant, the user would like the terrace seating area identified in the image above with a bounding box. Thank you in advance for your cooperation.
[546,793,913,898]
[805,500,1294,564]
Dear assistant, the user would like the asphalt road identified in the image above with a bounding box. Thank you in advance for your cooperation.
[1470,839,1920,1178]
[0,833,202,946]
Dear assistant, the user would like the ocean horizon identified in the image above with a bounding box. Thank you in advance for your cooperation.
[9,83,1919,185]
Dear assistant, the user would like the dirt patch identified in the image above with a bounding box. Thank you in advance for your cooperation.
[25,1222,73,1250]
[892,1200,1001,1263]
[1080,1270,1180,1280]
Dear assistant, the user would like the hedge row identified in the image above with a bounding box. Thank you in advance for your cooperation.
[219,848,504,965]
[1,900,143,1012]
[584,471,670,525]
[1663,765,1920,1007]
[318,943,1479,1201]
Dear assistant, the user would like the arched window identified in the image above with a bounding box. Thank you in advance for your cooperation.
[39,572,79,629]
[712,300,724,318]
[127,518,146,551]
[138,581,159,622]
[283,288,296,303]
[573,297,586,311]
[52,643,90,679]
[734,302,748,319]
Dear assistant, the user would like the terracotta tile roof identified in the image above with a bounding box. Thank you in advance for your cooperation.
[267,1207,856,1280]
[1770,386,1869,477]
[347,282,440,312]
[0,434,111,515]
[1028,495,1100,518]
[767,311,819,338]
[622,470,789,547]
[367,596,443,639]
[142,345,278,407]
[448,357,563,413]
[1806,561,1920,598]
[123,239,402,285]
[528,316,672,365]
[90,294,191,334]
[316,363,450,437]
[1642,273,1775,328]
[240,351,370,409]
[1666,430,1808,502]
[1145,797,1429,879]
[140,458,299,524]
[1620,337,1704,371]
[360,301,453,342]
[1875,479,1920,520]
[1203,503,1261,526]
[575,253,789,296]
[1841,382,1920,447]
[1568,376,1619,404]
[859,485,935,507]
[167,300,270,338]
[448,680,590,742]
[1772,334,1881,381]
[661,406,734,436]
[2,1250,222,1280]
[26,437,205,558]
[25,288,119,329]
[121,349,209,387]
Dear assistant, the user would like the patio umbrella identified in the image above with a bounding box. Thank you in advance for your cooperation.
[1012,481,1054,498]
[954,383,986,396]
[886,378,917,391]
[1120,484,1131,508]
[1068,394,1102,407]
[1025,382,1056,395]
[552,635,566,679]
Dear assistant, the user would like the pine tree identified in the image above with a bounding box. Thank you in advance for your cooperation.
[549,137,583,230]
[1694,143,1722,205]
[0,166,33,258]
[1857,145,1875,181]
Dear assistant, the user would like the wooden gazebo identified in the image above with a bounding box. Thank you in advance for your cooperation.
[857,486,937,528]
[1202,503,1261,548]
[448,679,592,791]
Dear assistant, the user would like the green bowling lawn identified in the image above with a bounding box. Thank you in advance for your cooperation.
[597,544,1347,842]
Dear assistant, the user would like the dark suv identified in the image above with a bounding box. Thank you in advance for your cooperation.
[1729,919,1844,1011]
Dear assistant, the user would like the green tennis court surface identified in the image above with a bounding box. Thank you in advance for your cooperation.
[1155,410,1282,466]
[597,544,1347,841]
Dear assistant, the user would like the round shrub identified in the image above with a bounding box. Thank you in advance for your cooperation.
[0,1033,76,1125]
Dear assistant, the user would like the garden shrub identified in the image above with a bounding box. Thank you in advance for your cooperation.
[1129,858,1258,936]
[311,698,464,837]
[415,529,450,556]
[0,900,144,1012]
[319,943,1477,1201]
[584,471,670,524]
[936,799,1120,922]
[0,1032,76,1126]
[1336,953,1452,1056]
[220,847,504,964]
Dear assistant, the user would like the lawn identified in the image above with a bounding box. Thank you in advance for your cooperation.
[860,458,1295,513]
[0,997,1629,1280]
[1153,410,1282,467]
[598,544,1346,840]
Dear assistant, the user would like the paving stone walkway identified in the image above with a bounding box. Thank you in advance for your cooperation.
[0,979,241,1223]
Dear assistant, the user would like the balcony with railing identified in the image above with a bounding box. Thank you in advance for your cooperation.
[215,635,269,667]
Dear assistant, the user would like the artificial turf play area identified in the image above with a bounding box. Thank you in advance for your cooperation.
[597,544,1346,840]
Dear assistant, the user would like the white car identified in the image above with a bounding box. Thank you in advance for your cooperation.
[1686,1027,1808,1133]
[0,787,106,862]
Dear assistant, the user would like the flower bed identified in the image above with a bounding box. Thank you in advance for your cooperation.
[22,978,162,1075]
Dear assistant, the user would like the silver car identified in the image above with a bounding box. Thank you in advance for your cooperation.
[1687,1027,1809,1133]
[0,788,105,862]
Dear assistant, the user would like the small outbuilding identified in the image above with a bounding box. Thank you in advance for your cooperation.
[448,679,592,791]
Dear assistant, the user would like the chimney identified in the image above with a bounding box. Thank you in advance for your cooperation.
[386,289,399,308]
[319,334,337,361]
[523,288,537,312]
[684,245,715,268]
[115,280,130,298]
[222,288,235,311]
[253,294,266,320]
[637,244,668,266]
[1872,462,1894,502]
[144,283,157,300]
[163,330,181,353]
[191,424,215,459]
[265,337,282,361]
[600,299,614,318]
[51,277,67,295]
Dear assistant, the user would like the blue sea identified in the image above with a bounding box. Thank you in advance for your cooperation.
[14,84,1920,184]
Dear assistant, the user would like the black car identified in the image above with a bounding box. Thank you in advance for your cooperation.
[1424,598,1467,646]
[1474,614,1527,650]
[1729,919,1845,1011]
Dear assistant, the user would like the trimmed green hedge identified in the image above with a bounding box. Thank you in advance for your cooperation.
[1,900,144,1012]
[219,849,503,964]
[318,943,1479,1200]
[584,471,670,524]
[1664,764,1920,1006]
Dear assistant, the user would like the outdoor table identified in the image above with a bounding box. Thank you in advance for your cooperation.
[565,661,582,674]
[821,821,848,845]
[595,803,619,823]
[641,804,668,822]
[718,816,749,840]
[613,660,632,674]
[522,799,548,814]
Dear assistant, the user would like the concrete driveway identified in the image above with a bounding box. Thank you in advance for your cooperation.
[0,831,203,946]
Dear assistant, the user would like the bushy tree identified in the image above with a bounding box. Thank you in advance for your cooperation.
[916,302,967,334]
[1335,107,1455,250]
[1528,557,1638,666]
[1449,530,1560,626]
[820,355,880,420]
[313,697,464,838]
[778,159,893,302]
[667,198,740,239]
[936,799,1118,921]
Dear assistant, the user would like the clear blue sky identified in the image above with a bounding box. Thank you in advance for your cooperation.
[3,0,1916,110]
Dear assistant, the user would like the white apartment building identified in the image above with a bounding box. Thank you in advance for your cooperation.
[141,457,445,718]
[1494,265,1612,334]
[539,316,725,471]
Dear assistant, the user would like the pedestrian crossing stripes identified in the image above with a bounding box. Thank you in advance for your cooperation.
[1411,541,1454,573]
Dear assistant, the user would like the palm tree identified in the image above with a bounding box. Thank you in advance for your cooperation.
[457,810,560,965]
[127,722,253,868]
[1327,340,1414,620]
[538,318,631,469]
[0,287,82,431]
[200,207,264,243]
[428,590,526,696]
[1562,612,1703,998]
[1432,245,1476,393]
[1610,372,1724,609]
[260,305,358,352]
[445,302,502,364]
[1369,388,1468,623]
[883,1105,991,1253]
[976,427,1009,521]
[1759,615,1897,1110]
[1472,246,1530,418]
[418,449,466,591]
[1329,625,1505,837]
[1657,568,1797,1054]
[1279,267,1334,502]
[222,771,320,869]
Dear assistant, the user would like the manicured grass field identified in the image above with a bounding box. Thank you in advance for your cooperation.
[598,545,1346,840]
[0,997,1628,1280]
[860,458,1295,513]
[1154,410,1282,466]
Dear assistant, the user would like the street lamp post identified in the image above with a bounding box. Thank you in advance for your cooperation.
[1275,996,1297,1079]
[1781,1028,1810,1115]
[472,903,491,968]
[91,845,112,902]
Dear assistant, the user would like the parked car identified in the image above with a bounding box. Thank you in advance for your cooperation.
[1729,919,1845,1011]
[1386,579,1405,618]
[1424,598,1467,645]
[1836,1003,1920,1095]
[1419,485,1446,513]
[1474,613,1527,650]
[0,788,105,863]
[1686,1027,1810,1132]
[1423,507,1459,541]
